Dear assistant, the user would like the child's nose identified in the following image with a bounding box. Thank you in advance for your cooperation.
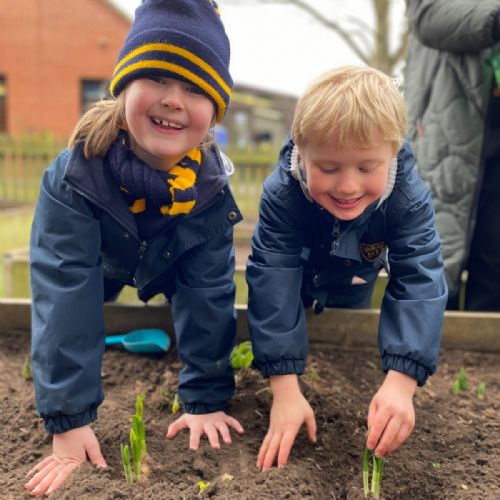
[161,85,184,110]
[337,174,358,195]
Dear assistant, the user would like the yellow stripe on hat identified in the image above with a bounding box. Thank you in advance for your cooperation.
[110,60,228,122]
[160,199,196,215]
[112,43,231,99]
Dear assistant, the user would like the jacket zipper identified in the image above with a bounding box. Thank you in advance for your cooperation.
[330,219,341,257]
[138,240,148,260]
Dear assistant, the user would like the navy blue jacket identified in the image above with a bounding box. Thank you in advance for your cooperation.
[246,139,447,386]
[30,143,242,434]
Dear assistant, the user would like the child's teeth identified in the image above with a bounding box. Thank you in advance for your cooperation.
[153,118,182,129]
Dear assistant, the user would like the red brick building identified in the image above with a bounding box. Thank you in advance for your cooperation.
[0,0,131,137]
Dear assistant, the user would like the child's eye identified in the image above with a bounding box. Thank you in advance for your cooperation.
[149,76,166,84]
[319,166,338,174]
[359,166,376,173]
[186,85,205,95]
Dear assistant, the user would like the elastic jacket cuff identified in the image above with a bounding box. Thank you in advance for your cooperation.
[43,405,98,434]
[254,359,305,378]
[182,401,228,415]
[382,354,431,387]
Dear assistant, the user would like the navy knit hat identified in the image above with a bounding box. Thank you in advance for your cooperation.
[110,0,232,122]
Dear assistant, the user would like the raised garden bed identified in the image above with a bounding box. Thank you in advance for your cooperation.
[1,304,499,499]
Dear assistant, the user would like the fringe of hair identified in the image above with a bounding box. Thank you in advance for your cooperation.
[292,66,407,152]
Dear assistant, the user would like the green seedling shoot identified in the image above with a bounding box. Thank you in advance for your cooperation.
[171,393,181,414]
[21,355,32,380]
[120,393,147,483]
[120,444,133,484]
[451,367,468,395]
[363,448,370,497]
[197,480,209,495]
[371,454,384,498]
[230,340,254,369]
[363,448,384,498]
[457,367,468,391]
[477,381,486,400]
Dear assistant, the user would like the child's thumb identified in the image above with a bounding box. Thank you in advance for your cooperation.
[86,442,107,468]
[305,413,317,443]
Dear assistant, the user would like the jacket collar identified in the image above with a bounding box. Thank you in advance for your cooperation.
[63,141,229,239]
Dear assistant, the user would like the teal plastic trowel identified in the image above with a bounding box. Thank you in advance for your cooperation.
[105,328,170,354]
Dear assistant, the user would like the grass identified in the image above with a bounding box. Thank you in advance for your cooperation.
[0,208,33,297]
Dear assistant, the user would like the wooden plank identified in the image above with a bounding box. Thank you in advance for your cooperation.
[2,300,500,352]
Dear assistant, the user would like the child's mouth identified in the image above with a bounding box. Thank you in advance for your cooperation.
[331,196,363,209]
[151,118,184,130]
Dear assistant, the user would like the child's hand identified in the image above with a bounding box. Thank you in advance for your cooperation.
[366,370,417,457]
[24,425,106,496]
[257,374,317,471]
[166,411,244,449]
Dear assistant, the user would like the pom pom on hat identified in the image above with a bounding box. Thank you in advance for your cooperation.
[110,0,232,122]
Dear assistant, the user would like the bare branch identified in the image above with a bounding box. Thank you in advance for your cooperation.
[224,0,407,73]
[389,22,409,68]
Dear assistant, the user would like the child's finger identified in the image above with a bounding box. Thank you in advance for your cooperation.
[261,432,281,471]
[374,417,400,457]
[25,459,59,490]
[386,422,412,455]
[276,430,296,468]
[257,432,272,468]
[46,463,79,495]
[189,427,202,450]
[26,456,53,477]
[304,412,317,443]
[366,408,390,450]
[224,415,244,434]
[204,423,221,449]
[214,421,232,444]
[366,399,378,433]
[165,416,187,439]
[31,463,66,496]
[86,440,107,468]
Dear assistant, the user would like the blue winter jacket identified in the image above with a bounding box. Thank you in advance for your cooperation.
[247,139,447,386]
[30,143,242,434]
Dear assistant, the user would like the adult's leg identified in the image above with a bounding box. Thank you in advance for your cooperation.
[465,154,500,311]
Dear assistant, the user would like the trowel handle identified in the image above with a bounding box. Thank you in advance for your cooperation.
[105,335,126,346]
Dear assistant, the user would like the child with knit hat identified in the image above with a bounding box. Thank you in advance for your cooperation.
[25,1,243,495]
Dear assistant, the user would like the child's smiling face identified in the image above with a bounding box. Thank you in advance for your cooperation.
[124,77,215,171]
[299,130,394,220]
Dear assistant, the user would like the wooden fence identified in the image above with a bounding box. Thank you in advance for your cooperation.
[0,136,276,219]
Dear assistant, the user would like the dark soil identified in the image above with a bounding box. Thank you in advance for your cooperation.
[1,330,499,499]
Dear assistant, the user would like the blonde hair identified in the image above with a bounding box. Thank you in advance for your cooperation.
[292,66,407,151]
[68,95,126,159]
[68,93,215,160]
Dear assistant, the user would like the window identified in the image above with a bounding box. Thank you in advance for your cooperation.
[81,80,109,114]
[0,76,7,133]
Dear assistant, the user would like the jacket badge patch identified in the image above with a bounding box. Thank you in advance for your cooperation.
[360,242,385,262]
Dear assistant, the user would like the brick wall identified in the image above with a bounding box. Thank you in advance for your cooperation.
[0,0,130,137]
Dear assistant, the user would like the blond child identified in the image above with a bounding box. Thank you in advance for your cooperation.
[246,66,447,470]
